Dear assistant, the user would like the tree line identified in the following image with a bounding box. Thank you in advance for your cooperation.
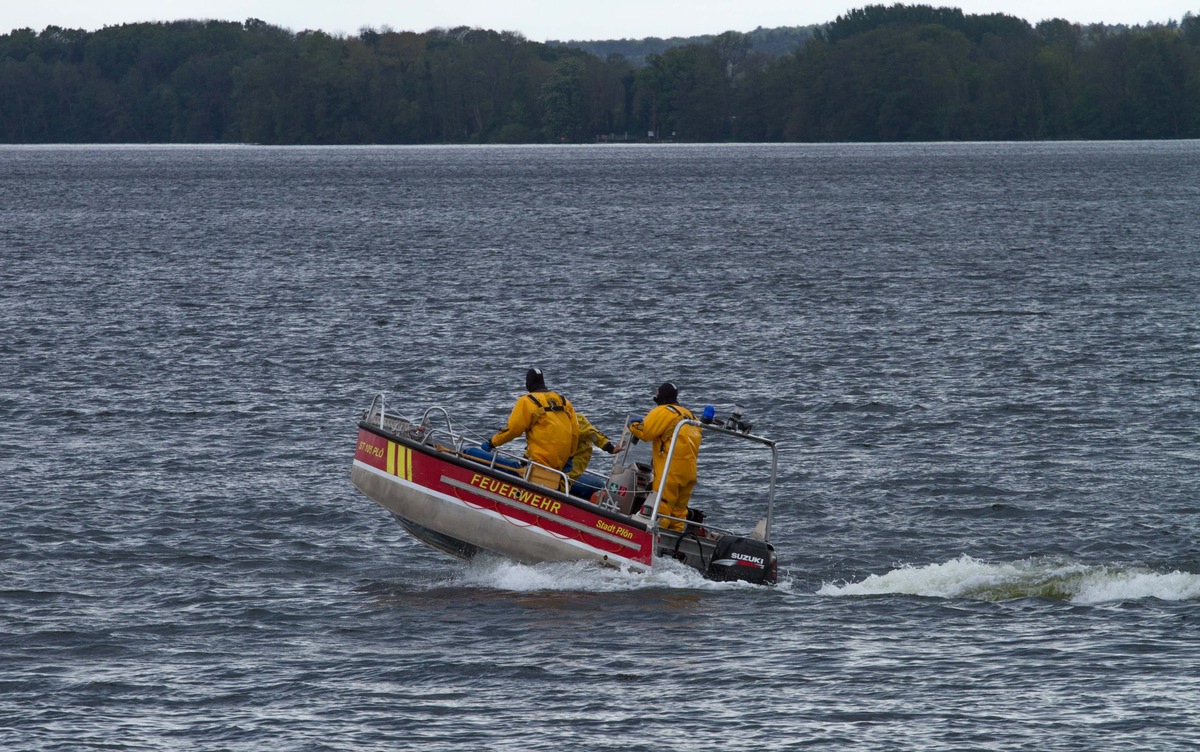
[547,25,818,68]
[2,4,1199,144]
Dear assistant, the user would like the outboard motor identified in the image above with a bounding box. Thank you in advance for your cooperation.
[707,536,777,585]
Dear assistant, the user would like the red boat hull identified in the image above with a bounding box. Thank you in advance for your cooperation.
[351,426,654,567]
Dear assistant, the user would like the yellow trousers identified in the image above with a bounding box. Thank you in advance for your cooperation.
[655,476,696,531]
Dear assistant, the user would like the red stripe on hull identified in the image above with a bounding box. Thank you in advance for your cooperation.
[354,428,652,565]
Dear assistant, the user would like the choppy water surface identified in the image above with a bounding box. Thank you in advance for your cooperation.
[2,142,1199,751]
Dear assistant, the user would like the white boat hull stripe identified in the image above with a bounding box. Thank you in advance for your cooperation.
[353,460,641,558]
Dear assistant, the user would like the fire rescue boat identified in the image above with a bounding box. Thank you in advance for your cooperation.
[349,393,779,585]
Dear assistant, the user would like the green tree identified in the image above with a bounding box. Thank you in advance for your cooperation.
[1032,19,1080,137]
[1125,28,1193,137]
[966,20,1039,139]
[540,56,585,140]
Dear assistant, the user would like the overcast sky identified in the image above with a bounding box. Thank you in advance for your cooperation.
[5,1,1197,41]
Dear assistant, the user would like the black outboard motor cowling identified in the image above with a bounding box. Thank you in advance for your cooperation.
[707,536,777,585]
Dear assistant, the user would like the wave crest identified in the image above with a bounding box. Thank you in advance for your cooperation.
[819,554,1200,604]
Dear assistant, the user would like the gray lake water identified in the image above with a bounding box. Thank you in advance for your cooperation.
[2,141,1199,750]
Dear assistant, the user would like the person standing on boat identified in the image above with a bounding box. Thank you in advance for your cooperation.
[484,368,579,489]
[627,382,701,531]
[566,413,617,483]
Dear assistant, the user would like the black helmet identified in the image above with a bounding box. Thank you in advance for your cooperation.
[525,367,546,392]
[654,381,678,405]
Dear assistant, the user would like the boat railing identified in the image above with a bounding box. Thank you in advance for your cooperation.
[418,406,455,439]
[452,433,572,493]
[364,393,416,436]
[363,396,572,493]
[366,392,387,429]
[363,396,774,527]
[641,418,778,543]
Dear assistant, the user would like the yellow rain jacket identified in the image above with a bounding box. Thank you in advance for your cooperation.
[628,403,701,530]
[491,390,579,475]
[567,414,614,482]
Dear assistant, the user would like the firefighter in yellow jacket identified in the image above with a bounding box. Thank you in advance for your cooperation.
[484,368,579,489]
[627,381,701,531]
[567,414,616,483]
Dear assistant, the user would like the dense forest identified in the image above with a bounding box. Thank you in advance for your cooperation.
[2,4,1199,143]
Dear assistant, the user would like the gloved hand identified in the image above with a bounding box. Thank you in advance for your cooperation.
[481,439,495,453]
[626,417,637,427]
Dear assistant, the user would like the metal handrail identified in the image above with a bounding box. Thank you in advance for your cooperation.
[419,406,455,442]
[643,417,778,542]
[364,396,775,537]
[367,396,572,492]
[448,434,572,493]
[366,392,386,429]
